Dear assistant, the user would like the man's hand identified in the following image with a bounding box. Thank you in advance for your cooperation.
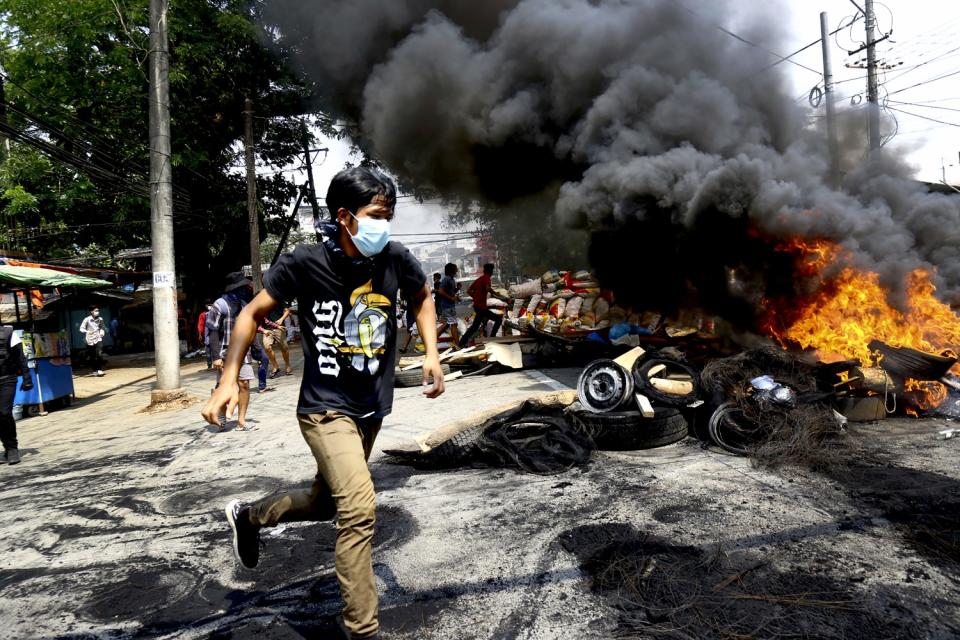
[20,376,33,392]
[202,382,239,427]
[212,358,224,371]
[422,354,445,399]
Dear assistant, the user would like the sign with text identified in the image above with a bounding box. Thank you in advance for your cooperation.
[153,271,176,289]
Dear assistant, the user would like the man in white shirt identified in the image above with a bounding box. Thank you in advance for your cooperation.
[79,305,106,376]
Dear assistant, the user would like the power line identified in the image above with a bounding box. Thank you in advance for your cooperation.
[888,99,960,114]
[760,14,865,76]
[887,66,960,96]
[885,105,960,128]
[676,3,822,76]
[883,43,960,86]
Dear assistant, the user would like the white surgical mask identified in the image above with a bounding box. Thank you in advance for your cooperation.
[345,212,391,257]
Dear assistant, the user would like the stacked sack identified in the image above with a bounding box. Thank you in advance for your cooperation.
[507,269,631,335]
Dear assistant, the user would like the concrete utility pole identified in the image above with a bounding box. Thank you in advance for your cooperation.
[820,11,840,180]
[0,71,8,159]
[864,0,882,152]
[148,0,181,398]
[243,97,261,292]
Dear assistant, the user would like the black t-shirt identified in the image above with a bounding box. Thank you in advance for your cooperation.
[265,240,426,418]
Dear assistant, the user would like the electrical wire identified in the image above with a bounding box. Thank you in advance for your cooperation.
[676,2,822,76]
[885,105,960,129]
[887,66,960,96]
[883,43,960,86]
[888,100,960,114]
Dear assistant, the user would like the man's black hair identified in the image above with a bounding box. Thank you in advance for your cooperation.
[444,263,458,276]
[433,273,441,280]
[483,263,495,275]
[89,305,99,312]
[326,166,397,220]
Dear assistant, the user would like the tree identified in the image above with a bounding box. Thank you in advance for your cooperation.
[0,0,322,300]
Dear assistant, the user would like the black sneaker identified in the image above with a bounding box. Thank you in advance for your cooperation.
[5,448,20,465]
[225,500,260,569]
[335,615,380,640]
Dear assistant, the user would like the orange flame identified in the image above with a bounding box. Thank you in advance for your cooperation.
[764,239,960,412]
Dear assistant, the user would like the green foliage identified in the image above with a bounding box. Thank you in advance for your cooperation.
[0,0,319,297]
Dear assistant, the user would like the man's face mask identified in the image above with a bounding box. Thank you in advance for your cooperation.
[345,211,391,257]
[92,310,100,317]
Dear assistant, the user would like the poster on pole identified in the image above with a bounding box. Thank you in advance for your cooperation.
[153,271,176,289]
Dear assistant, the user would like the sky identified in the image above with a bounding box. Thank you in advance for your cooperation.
[273,0,960,241]
[783,0,960,184]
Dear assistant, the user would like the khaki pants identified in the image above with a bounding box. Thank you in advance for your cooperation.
[262,328,288,357]
[249,411,382,638]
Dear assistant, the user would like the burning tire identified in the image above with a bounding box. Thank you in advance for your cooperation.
[394,364,451,388]
[573,408,688,451]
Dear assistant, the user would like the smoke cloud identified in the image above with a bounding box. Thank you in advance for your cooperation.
[263,0,960,329]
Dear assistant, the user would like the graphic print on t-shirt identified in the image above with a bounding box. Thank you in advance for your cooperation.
[312,279,390,378]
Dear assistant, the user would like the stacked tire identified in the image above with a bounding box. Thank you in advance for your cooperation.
[575,355,696,451]
[574,407,688,451]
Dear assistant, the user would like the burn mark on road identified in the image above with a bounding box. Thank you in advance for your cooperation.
[823,463,960,574]
[558,523,935,639]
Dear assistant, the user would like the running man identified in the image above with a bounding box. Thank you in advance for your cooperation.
[202,167,444,640]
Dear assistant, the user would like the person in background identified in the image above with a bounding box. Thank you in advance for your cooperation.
[0,325,33,465]
[79,305,106,376]
[255,325,269,393]
[109,315,120,351]
[207,272,256,431]
[431,272,442,317]
[436,263,461,348]
[284,306,298,342]
[262,307,293,378]
[399,297,418,353]
[198,300,213,369]
[459,263,510,347]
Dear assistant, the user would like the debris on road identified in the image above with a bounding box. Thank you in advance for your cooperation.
[383,390,593,473]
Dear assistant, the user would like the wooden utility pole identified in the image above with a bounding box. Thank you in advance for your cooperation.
[148,0,181,398]
[864,0,881,152]
[301,120,322,228]
[244,97,261,292]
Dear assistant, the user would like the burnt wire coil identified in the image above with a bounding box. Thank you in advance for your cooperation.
[632,357,702,407]
[708,402,762,456]
[477,413,594,474]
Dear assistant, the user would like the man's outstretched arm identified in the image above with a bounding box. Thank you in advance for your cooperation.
[201,290,280,425]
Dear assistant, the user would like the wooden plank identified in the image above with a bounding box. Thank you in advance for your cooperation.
[400,346,469,371]
[649,378,694,395]
[613,346,646,370]
[478,335,536,345]
[635,393,655,418]
[647,364,667,378]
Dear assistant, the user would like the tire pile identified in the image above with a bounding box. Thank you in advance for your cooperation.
[573,349,701,451]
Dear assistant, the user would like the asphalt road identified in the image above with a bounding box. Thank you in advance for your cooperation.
[1,348,959,638]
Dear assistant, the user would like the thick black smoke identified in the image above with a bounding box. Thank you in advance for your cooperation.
[264,0,960,329]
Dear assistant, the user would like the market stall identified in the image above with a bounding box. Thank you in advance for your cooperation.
[0,265,112,415]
